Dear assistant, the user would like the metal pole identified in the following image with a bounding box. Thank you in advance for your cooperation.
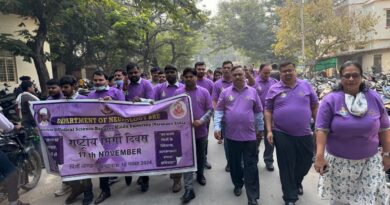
[300,0,306,73]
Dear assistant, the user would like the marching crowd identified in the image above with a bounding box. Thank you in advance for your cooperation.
[0,60,390,205]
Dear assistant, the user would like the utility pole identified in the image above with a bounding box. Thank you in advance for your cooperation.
[300,0,306,74]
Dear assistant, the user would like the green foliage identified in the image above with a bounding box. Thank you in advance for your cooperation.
[273,0,378,66]
[209,0,277,63]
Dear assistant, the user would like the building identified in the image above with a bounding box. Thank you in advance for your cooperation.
[317,0,390,74]
[0,13,53,92]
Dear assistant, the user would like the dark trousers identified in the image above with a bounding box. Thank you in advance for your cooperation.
[195,137,207,177]
[184,137,207,190]
[273,131,313,203]
[226,138,259,201]
[221,122,229,166]
[0,150,18,202]
[99,177,110,193]
[263,127,274,165]
[124,176,149,186]
[82,179,94,200]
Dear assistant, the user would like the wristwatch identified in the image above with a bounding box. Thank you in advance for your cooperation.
[383,152,390,157]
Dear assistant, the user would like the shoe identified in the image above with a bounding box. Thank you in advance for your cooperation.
[94,191,111,204]
[108,177,119,185]
[298,184,303,195]
[65,187,84,204]
[82,192,94,205]
[181,189,195,204]
[266,164,274,171]
[196,175,206,186]
[233,187,242,196]
[172,179,182,193]
[248,199,258,205]
[125,176,132,186]
[204,161,212,169]
[54,183,71,197]
[140,181,149,192]
[225,164,230,172]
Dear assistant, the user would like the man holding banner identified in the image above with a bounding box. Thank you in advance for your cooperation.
[154,64,184,193]
[175,67,213,204]
[87,71,125,205]
[125,62,154,193]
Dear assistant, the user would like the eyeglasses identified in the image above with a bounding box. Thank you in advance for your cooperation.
[281,69,294,74]
[342,73,361,79]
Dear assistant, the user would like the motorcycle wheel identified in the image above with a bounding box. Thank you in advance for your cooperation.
[21,150,42,191]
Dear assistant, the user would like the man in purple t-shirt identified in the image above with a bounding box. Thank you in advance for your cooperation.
[264,62,318,205]
[195,61,214,170]
[86,71,125,205]
[212,60,234,172]
[125,62,153,192]
[214,65,264,205]
[253,64,278,172]
[174,68,213,204]
[126,63,154,102]
[154,65,184,193]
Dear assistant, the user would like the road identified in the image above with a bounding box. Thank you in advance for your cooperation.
[1,135,333,205]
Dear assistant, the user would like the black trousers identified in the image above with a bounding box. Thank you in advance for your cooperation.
[195,137,207,177]
[273,131,313,203]
[262,127,274,165]
[227,138,259,202]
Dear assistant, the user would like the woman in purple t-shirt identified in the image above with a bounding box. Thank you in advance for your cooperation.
[314,61,390,205]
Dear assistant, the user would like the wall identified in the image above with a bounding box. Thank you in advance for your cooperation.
[0,13,53,91]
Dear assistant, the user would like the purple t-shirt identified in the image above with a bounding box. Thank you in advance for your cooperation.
[126,78,154,101]
[216,85,263,141]
[175,86,212,139]
[316,90,390,160]
[253,77,278,107]
[212,78,232,102]
[87,87,125,101]
[154,82,184,101]
[197,78,214,95]
[265,79,318,136]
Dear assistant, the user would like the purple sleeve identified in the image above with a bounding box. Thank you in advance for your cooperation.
[208,80,214,96]
[212,83,219,102]
[253,90,263,113]
[116,90,125,101]
[205,90,213,110]
[145,82,154,100]
[373,91,390,129]
[265,88,274,111]
[308,84,319,106]
[154,85,160,101]
[215,89,226,111]
[315,96,333,130]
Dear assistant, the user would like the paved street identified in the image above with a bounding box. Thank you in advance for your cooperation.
[1,135,332,205]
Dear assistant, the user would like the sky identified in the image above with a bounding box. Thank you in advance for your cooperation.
[196,0,220,16]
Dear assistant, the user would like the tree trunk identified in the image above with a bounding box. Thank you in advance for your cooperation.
[28,12,50,95]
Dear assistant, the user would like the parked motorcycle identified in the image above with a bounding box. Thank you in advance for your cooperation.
[0,128,42,201]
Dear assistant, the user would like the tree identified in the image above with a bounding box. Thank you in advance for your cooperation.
[273,0,378,68]
[0,0,75,94]
[209,0,276,63]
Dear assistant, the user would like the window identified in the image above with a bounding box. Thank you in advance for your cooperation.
[387,10,390,28]
[373,54,382,73]
[0,50,17,82]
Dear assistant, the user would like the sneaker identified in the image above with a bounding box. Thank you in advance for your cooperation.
[54,183,71,197]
